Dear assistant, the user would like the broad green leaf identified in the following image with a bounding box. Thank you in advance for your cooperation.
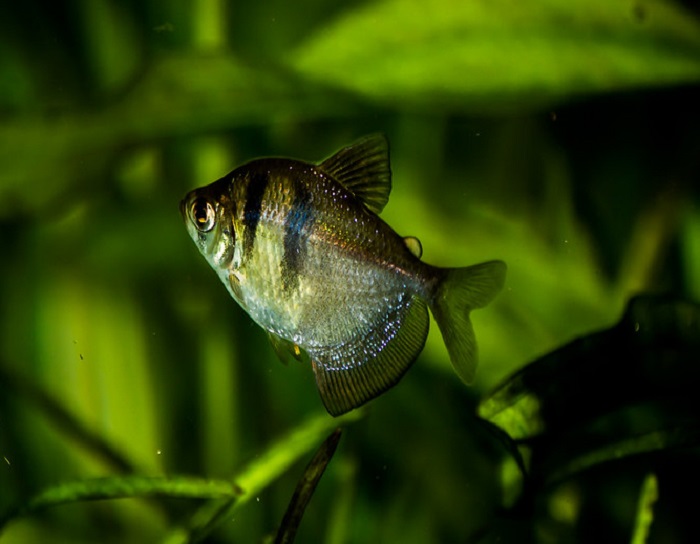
[478,295,700,441]
[292,0,700,109]
[0,53,353,218]
[479,295,700,492]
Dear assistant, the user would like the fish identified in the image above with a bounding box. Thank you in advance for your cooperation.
[180,134,506,416]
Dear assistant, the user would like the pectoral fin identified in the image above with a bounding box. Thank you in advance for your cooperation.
[309,295,429,416]
[228,273,243,301]
[403,236,423,259]
[267,332,309,366]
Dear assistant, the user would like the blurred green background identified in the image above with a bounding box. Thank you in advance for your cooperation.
[1,0,699,542]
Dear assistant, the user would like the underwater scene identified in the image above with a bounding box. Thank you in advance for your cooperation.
[1,1,699,542]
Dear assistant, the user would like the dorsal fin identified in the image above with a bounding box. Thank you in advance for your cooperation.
[403,236,423,259]
[318,134,392,215]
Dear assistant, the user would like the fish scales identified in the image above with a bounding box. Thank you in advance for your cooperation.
[181,134,506,415]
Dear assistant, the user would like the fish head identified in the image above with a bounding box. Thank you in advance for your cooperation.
[180,181,236,271]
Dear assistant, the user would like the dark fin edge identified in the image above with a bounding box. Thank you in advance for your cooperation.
[430,261,506,385]
[318,134,391,215]
[311,297,429,416]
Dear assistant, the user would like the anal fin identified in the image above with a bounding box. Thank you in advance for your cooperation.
[310,295,429,416]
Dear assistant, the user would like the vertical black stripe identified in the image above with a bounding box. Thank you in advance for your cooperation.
[282,181,314,292]
[242,170,269,261]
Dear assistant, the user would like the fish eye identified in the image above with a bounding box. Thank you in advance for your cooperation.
[191,198,216,232]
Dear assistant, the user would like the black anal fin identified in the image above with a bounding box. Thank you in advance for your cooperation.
[310,296,429,416]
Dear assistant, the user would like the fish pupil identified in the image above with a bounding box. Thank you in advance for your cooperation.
[191,198,215,232]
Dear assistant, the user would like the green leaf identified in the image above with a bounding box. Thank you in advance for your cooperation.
[0,364,136,474]
[631,473,659,544]
[0,412,361,541]
[545,424,700,486]
[292,0,700,110]
[478,295,700,488]
[478,295,700,441]
[166,411,362,544]
[0,476,242,531]
[0,53,353,218]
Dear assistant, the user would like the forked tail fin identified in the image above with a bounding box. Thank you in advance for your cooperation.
[430,260,506,384]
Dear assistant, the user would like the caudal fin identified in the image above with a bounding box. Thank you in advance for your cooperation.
[430,260,506,384]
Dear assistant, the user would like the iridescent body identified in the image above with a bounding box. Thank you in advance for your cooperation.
[181,135,506,416]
